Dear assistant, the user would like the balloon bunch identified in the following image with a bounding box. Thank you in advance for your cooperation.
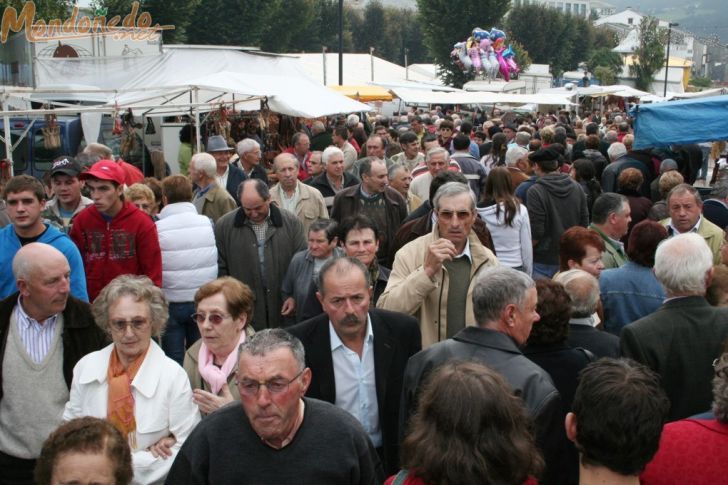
[451,27,520,81]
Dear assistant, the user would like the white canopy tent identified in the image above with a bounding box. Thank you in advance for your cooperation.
[2,47,372,167]
[388,87,577,107]
[30,47,372,118]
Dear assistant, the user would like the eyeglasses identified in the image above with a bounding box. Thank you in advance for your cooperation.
[110,318,149,333]
[191,312,231,325]
[437,210,473,221]
[236,370,304,397]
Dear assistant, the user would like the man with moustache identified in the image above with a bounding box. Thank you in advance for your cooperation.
[287,257,420,475]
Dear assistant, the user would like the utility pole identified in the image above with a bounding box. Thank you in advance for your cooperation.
[664,23,679,97]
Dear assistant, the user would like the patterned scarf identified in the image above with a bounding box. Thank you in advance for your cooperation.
[107,346,147,449]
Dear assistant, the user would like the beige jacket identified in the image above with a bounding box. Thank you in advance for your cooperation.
[377,226,498,347]
[270,181,329,235]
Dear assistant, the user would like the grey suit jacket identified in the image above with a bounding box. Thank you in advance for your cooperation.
[621,296,728,420]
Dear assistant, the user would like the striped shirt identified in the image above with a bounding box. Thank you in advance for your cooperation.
[15,299,59,364]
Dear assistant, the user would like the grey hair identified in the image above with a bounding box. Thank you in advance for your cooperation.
[605,130,619,143]
[607,142,627,161]
[591,193,628,225]
[515,131,531,146]
[554,269,600,317]
[359,157,385,178]
[388,162,408,179]
[425,147,449,163]
[712,351,728,423]
[273,152,299,171]
[239,328,306,372]
[322,146,344,167]
[239,178,270,201]
[92,275,168,338]
[654,233,713,296]
[433,181,476,212]
[311,121,325,135]
[236,138,260,156]
[472,266,535,326]
[505,146,528,167]
[346,114,360,128]
[316,256,371,296]
[84,143,113,159]
[666,183,702,207]
[190,153,216,178]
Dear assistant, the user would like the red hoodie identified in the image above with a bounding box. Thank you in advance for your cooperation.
[70,201,162,301]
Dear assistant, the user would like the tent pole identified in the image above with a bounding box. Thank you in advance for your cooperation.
[194,88,202,154]
[3,112,12,176]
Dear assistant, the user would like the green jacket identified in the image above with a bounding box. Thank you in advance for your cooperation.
[589,224,627,269]
[660,216,725,265]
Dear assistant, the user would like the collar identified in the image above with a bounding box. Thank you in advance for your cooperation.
[329,314,373,352]
[569,316,596,327]
[16,296,58,327]
[77,342,164,399]
[196,183,213,198]
[455,239,473,262]
[233,202,284,228]
[668,216,702,236]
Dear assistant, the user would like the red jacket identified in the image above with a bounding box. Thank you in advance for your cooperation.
[70,201,162,301]
[117,159,144,186]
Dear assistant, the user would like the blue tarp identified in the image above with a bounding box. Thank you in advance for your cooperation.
[631,95,728,149]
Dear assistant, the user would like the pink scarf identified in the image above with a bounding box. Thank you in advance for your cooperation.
[197,331,246,395]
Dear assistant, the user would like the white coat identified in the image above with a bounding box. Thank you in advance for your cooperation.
[63,341,201,485]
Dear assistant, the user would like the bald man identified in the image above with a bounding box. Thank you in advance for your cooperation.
[0,243,107,484]
[269,153,328,235]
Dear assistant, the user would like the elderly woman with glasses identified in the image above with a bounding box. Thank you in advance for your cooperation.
[63,275,200,485]
[183,277,255,415]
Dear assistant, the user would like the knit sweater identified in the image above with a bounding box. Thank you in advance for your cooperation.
[0,312,67,458]
[165,398,385,485]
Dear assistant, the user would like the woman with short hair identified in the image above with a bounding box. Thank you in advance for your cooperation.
[64,275,200,484]
[183,277,255,415]
[559,227,606,279]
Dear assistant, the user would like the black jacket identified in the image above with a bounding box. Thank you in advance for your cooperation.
[307,172,359,211]
[401,326,569,485]
[224,163,248,205]
[0,293,108,402]
[567,322,620,359]
[286,308,421,475]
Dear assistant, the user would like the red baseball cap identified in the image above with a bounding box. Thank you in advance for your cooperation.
[79,159,126,185]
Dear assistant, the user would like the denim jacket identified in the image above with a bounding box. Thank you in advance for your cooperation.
[600,261,665,336]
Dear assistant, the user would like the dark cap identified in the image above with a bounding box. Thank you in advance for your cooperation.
[50,156,82,177]
[528,147,561,171]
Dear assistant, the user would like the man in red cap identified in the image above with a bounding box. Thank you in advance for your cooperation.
[69,160,162,301]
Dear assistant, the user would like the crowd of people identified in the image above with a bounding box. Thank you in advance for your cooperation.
[1,105,728,485]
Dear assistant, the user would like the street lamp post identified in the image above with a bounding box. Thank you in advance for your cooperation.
[664,22,679,97]
[338,0,343,85]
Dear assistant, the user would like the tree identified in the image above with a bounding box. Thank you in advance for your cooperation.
[1,0,72,21]
[186,0,281,47]
[689,76,712,88]
[417,0,510,88]
[506,4,576,78]
[629,16,665,92]
[587,48,623,78]
[594,65,616,85]
[92,0,201,44]
[259,0,317,52]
